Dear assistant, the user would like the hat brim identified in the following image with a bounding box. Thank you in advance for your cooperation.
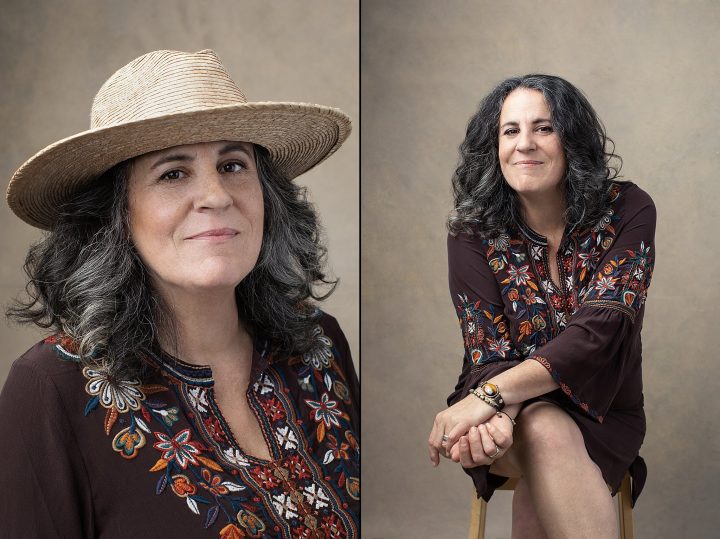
[7,102,351,229]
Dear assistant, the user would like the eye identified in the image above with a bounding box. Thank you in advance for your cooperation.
[220,161,246,173]
[536,125,554,134]
[503,128,519,136]
[159,169,184,181]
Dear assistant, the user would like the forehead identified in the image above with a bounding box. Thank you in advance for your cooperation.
[499,88,551,121]
[135,140,254,163]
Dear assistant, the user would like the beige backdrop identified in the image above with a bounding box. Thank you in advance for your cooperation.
[362,1,719,537]
[0,0,359,385]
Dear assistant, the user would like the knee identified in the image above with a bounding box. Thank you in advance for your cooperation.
[515,402,584,459]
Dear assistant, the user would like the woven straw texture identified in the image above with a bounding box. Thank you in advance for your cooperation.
[7,49,351,229]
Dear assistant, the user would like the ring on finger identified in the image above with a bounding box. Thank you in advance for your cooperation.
[441,434,449,445]
[489,446,501,458]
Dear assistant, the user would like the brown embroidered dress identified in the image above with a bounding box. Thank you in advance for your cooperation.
[0,313,359,538]
[447,181,655,504]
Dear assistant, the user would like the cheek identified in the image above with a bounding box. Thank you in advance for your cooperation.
[128,195,180,261]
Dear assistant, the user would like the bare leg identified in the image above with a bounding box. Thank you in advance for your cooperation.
[511,402,617,539]
[511,478,550,539]
[489,446,548,538]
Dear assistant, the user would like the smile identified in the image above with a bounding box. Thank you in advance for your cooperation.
[186,228,239,240]
[514,160,543,166]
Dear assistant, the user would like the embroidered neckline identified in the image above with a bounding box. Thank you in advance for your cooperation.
[45,323,360,537]
[142,339,270,388]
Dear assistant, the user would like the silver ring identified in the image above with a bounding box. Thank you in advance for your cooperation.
[489,446,501,458]
[441,434,449,443]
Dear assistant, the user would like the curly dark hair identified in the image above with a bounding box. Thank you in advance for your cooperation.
[449,74,622,237]
[7,145,335,380]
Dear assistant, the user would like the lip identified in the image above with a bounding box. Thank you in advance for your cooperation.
[514,160,543,165]
[186,228,239,240]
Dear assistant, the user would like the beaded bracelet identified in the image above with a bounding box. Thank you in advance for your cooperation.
[470,388,502,411]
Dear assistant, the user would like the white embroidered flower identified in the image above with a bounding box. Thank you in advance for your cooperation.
[187,386,209,413]
[275,425,299,450]
[83,366,144,413]
[489,233,510,252]
[593,208,614,232]
[302,326,334,370]
[222,447,251,468]
[303,483,329,510]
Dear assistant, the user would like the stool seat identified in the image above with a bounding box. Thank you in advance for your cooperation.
[468,472,634,539]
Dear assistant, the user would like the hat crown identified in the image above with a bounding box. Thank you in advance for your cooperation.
[90,49,247,129]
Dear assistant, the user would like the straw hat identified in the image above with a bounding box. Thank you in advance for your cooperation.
[7,49,352,229]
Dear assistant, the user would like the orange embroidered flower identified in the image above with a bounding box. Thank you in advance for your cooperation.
[171,474,197,498]
[201,468,230,496]
[518,320,533,338]
[497,321,507,334]
[220,523,246,538]
[507,288,519,302]
[603,263,614,275]
[112,427,146,459]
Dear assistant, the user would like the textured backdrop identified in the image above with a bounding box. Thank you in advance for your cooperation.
[362,1,719,537]
[0,0,359,382]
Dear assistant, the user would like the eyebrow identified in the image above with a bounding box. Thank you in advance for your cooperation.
[150,143,254,170]
[500,118,553,130]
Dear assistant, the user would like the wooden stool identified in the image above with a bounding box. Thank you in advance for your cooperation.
[468,473,634,539]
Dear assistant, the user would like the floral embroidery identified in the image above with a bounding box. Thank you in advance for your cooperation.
[454,183,654,420]
[112,426,146,459]
[152,429,202,469]
[302,325,334,370]
[50,322,359,538]
[306,393,343,428]
[582,241,654,319]
[171,474,197,497]
[83,366,145,413]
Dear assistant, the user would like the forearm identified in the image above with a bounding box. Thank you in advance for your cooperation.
[487,358,559,406]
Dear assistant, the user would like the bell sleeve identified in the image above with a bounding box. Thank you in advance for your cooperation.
[446,231,524,407]
[0,353,94,537]
[527,190,656,423]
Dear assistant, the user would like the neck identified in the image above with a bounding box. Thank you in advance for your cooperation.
[517,189,566,245]
[156,286,251,368]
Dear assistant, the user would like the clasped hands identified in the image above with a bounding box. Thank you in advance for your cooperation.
[428,394,514,468]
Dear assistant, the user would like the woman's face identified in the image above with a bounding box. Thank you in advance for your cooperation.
[498,88,566,198]
[127,140,264,299]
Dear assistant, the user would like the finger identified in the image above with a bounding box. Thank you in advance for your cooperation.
[486,422,512,449]
[467,426,488,464]
[428,431,440,466]
[449,442,460,461]
[478,424,499,457]
[445,421,471,450]
[458,436,475,468]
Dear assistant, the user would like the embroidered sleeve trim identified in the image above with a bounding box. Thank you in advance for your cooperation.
[530,355,604,423]
[582,300,636,321]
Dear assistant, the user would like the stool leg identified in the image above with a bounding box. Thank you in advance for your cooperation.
[617,475,634,539]
[469,496,487,539]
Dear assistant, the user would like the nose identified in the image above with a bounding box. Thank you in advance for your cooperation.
[194,170,233,210]
[516,129,536,152]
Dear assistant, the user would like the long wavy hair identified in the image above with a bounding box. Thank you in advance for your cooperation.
[449,74,622,237]
[7,145,335,380]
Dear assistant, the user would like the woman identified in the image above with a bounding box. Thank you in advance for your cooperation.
[428,75,654,538]
[0,49,359,538]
